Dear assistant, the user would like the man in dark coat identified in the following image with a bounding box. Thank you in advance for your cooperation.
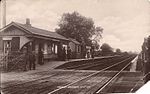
[38,50,44,65]
[29,51,36,70]
[91,45,95,59]
[67,46,71,60]
[22,47,28,71]
[62,47,66,61]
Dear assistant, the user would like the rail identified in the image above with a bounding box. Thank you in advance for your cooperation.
[95,58,132,94]
[129,72,150,93]
[48,55,135,94]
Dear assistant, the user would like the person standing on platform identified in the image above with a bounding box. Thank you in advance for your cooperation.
[91,46,95,59]
[32,51,36,70]
[38,50,44,65]
[23,47,29,71]
[62,47,66,61]
[67,46,71,60]
[29,51,36,70]
[87,50,90,59]
[58,44,63,61]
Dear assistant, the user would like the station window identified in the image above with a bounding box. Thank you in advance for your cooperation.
[55,45,58,54]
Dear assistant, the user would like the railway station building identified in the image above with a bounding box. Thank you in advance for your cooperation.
[0,19,69,61]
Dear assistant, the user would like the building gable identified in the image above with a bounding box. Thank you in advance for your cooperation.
[0,25,30,36]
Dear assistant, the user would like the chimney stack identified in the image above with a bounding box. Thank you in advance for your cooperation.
[1,0,6,28]
[26,18,31,26]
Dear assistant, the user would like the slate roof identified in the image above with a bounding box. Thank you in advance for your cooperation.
[1,22,68,41]
[69,38,80,45]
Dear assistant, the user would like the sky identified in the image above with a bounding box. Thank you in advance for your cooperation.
[1,0,150,52]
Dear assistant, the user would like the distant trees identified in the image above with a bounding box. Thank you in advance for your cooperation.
[94,42,135,57]
[56,11,103,47]
[100,43,114,56]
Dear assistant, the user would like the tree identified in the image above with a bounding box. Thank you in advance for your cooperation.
[92,27,103,42]
[92,41,100,50]
[56,11,102,46]
[100,43,114,56]
[90,26,103,50]
[116,48,121,54]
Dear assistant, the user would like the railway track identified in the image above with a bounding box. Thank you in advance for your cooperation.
[2,71,94,94]
[2,55,139,94]
[94,58,133,94]
[48,55,136,94]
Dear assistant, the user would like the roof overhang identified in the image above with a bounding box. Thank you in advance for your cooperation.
[0,21,69,42]
[28,34,69,42]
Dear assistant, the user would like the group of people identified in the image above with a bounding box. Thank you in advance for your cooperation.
[59,46,72,61]
[86,46,95,59]
[23,47,36,71]
[21,44,95,71]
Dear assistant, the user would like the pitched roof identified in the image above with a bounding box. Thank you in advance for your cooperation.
[1,22,68,41]
[69,38,80,45]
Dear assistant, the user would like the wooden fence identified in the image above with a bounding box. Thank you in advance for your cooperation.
[0,51,24,72]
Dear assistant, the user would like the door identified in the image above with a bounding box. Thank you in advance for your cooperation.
[11,37,20,51]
